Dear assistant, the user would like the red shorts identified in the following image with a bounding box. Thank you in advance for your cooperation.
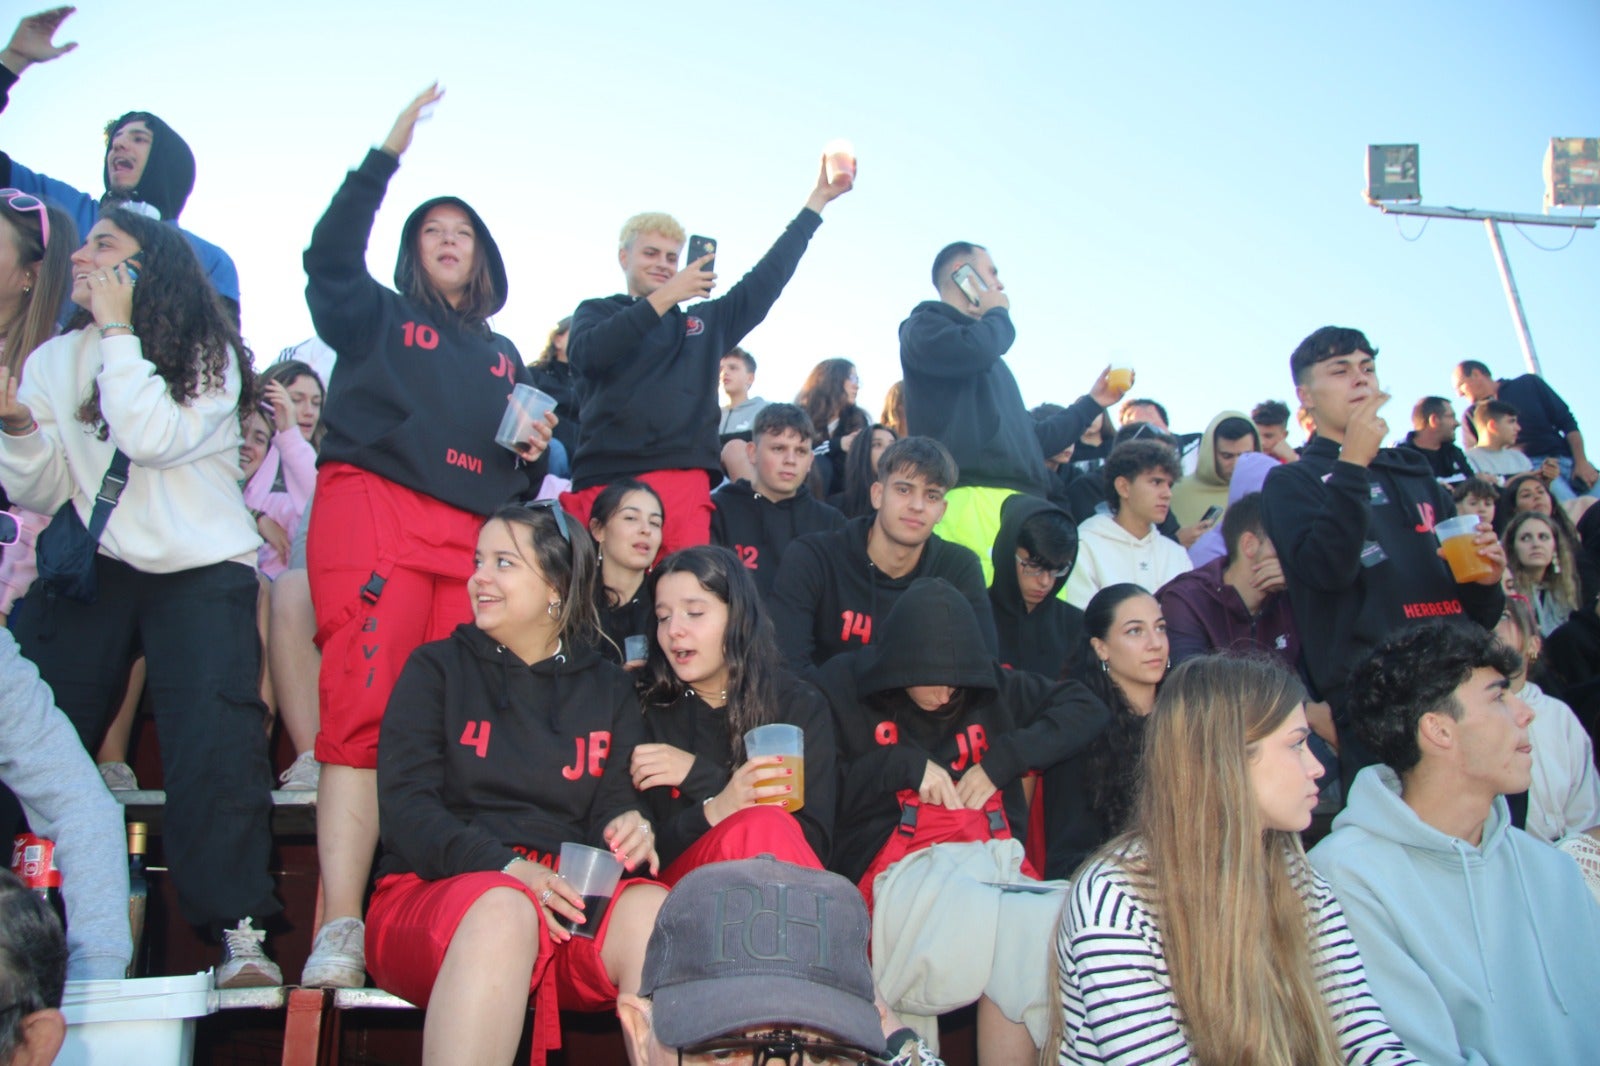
[307,464,479,768]
[366,869,660,1064]
[560,468,714,557]
[660,805,822,886]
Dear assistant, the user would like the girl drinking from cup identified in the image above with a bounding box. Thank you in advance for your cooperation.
[630,545,835,881]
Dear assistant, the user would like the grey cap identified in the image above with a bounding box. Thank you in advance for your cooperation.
[639,855,883,1052]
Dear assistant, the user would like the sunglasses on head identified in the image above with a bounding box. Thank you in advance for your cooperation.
[523,498,572,546]
[0,188,49,249]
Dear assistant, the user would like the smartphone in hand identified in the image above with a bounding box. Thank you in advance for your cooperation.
[687,235,716,274]
[951,263,987,306]
[1201,505,1224,525]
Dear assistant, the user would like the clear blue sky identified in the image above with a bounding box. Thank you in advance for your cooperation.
[6,0,1596,443]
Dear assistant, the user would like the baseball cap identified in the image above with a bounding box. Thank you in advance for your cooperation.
[639,855,883,1052]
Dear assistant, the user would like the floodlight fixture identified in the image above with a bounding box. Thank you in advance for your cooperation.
[1366,144,1420,203]
[1544,137,1600,209]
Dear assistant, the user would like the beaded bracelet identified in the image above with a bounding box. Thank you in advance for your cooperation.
[97,322,134,337]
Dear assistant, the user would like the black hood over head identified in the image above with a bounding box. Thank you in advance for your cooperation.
[395,196,508,317]
[101,111,195,221]
[989,493,1075,617]
[856,578,996,696]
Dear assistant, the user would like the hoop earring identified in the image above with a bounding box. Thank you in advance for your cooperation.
[547,600,562,618]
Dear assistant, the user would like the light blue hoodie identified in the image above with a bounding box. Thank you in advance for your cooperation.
[1309,765,1600,1066]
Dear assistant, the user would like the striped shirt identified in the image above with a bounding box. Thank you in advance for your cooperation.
[1057,849,1419,1065]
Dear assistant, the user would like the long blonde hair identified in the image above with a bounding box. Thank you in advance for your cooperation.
[1050,655,1342,1066]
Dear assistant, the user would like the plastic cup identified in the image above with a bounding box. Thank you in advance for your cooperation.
[1107,367,1134,393]
[556,842,624,938]
[1435,514,1494,583]
[623,635,649,664]
[744,723,804,813]
[823,138,856,185]
[494,384,557,454]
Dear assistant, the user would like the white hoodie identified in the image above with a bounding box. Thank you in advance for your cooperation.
[0,329,259,573]
[1066,512,1192,608]
[1521,681,1600,844]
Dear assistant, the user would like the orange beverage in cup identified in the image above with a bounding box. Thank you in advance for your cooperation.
[1435,515,1494,583]
[745,724,805,812]
[823,138,856,184]
[1107,367,1134,393]
[754,755,806,813]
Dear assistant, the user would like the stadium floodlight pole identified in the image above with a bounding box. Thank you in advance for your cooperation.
[1370,202,1595,378]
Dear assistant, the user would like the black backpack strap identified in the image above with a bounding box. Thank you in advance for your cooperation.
[86,449,131,544]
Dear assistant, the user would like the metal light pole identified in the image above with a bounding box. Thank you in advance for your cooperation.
[1368,201,1594,377]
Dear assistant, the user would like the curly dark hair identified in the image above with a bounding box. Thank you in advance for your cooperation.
[1101,439,1182,512]
[71,206,253,438]
[1347,621,1521,775]
[640,546,782,765]
[1072,583,1161,838]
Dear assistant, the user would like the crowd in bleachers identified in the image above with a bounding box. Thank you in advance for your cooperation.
[2,7,1600,1065]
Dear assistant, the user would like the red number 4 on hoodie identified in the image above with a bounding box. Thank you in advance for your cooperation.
[460,721,491,758]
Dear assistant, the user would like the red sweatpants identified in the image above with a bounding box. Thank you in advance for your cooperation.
[660,805,822,886]
[307,463,478,768]
[560,468,714,557]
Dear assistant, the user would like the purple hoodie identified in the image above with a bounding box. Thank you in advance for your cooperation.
[1187,451,1277,567]
[1157,554,1301,669]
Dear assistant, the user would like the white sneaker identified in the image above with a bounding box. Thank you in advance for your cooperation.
[277,751,321,792]
[301,916,366,988]
[98,761,139,791]
[217,918,282,989]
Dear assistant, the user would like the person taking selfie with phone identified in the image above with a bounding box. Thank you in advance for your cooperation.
[560,156,853,555]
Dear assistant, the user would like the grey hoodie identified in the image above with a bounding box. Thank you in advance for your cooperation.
[1,629,131,980]
[1309,765,1600,1065]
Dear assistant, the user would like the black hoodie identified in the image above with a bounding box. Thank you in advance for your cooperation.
[637,673,837,869]
[988,495,1086,678]
[375,625,647,880]
[812,578,1109,882]
[99,110,194,221]
[769,514,998,670]
[1262,435,1504,719]
[305,149,544,516]
[899,301,1097,496]
[566,209,823,490]
[1397,431,1475,482]
[709,479,847,598]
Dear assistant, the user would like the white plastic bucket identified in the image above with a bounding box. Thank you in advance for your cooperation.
[58,971,216,1066]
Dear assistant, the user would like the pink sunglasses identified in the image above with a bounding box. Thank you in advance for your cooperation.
[0,188,49,249]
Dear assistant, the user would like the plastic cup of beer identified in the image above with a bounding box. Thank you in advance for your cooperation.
[1435,514,1494,583]
[823,138,856,185]
[744,723,805,813]
[1107,367,1134,393]
[556,842,624,939]
[494,384,557,454]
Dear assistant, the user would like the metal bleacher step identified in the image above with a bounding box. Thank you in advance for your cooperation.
[115,789,319,835]
[213,986,415,1011]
